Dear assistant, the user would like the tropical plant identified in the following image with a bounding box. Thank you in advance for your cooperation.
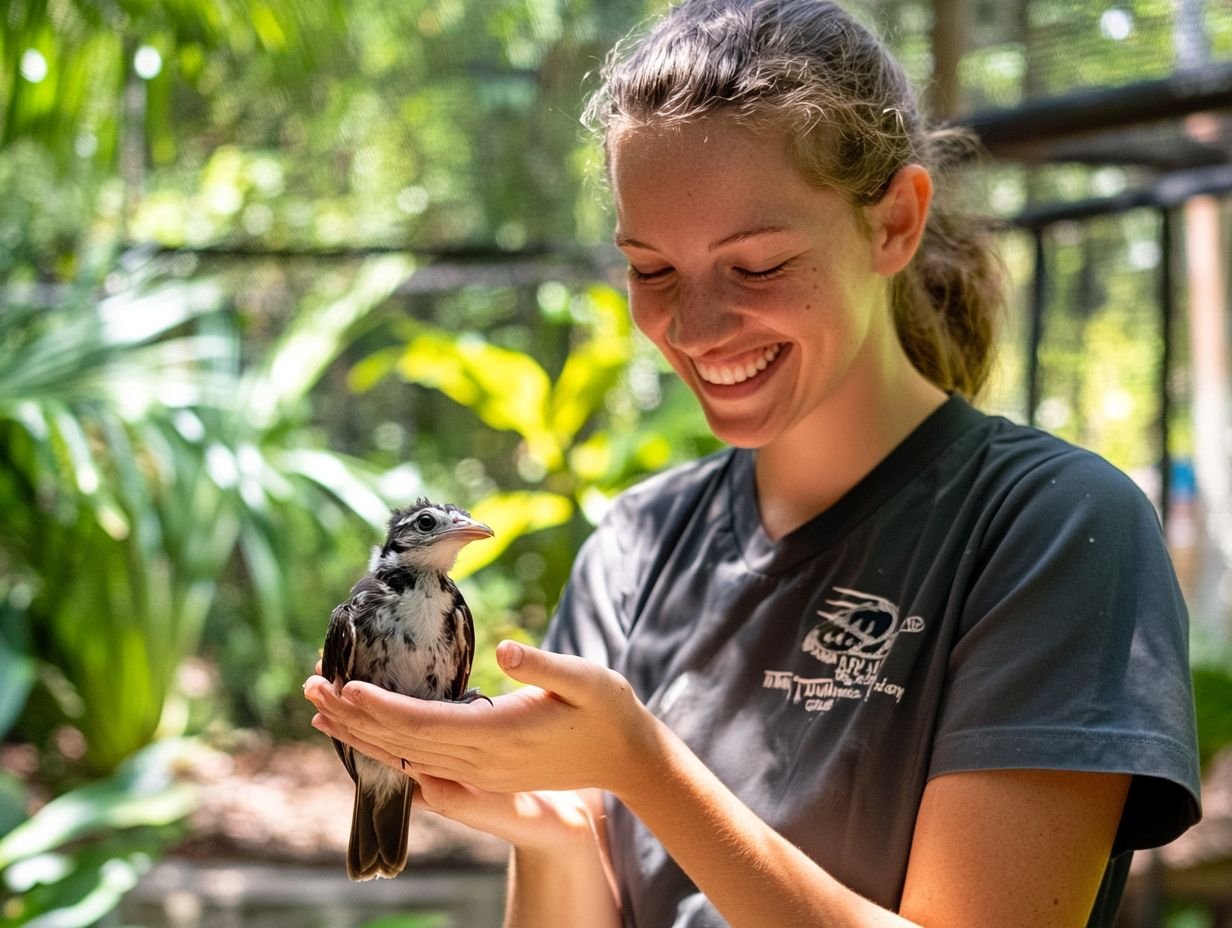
[0,739,198,928]
[350,281,720,576]
[0,254,414,774]
[1,0,345,168]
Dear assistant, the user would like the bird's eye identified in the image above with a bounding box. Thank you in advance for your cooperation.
[414,513,436,532]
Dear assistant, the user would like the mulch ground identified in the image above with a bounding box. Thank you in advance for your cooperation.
[171,735,509,870]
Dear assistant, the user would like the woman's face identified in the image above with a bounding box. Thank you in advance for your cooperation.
[610,117,897,450]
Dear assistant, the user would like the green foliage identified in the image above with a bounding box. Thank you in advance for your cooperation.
[354,281,718,585]
[1192,661,1232,768]
[0,740,197,928]
[0,253,414,771]
[0,0,346,169]
[354,283,632,473]
[0,600,36,741]
[360,914,452,928]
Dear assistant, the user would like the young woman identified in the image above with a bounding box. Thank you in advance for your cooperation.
[305,1,1201,924]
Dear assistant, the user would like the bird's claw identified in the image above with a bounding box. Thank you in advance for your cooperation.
[452,687,493,706]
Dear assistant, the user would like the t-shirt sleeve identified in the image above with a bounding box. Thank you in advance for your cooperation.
[929,448,1202,852]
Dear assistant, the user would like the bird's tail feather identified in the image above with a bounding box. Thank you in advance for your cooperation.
[347,778,413,881]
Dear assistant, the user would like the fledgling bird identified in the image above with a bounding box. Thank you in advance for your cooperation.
[322,498,493,881]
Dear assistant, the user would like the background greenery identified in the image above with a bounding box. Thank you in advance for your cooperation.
[1,0,1231,925]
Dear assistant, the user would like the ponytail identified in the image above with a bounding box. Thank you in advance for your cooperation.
[890,129,1004,399]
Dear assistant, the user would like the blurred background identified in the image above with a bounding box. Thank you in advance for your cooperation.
[0,0,1230,926]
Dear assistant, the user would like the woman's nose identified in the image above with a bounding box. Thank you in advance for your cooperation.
[666,282,741,354]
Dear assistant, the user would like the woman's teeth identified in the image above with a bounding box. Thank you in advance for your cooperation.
[696,343,782,386]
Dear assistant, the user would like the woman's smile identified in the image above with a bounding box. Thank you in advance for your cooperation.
[693,343,785,387]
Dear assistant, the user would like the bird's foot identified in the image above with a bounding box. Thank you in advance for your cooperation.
[450,687,493,706]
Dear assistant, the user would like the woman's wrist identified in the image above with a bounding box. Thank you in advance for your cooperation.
[597,681,673,804]
[508,789,606,856]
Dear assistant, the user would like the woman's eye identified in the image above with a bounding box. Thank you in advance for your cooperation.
[627,265,672,283]
[735,261,789,281]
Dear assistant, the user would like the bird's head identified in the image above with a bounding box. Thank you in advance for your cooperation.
[372,499,494,574]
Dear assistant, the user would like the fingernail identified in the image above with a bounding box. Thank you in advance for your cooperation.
[498,640,524,669]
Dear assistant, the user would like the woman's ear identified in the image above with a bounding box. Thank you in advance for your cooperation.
[867,164,932,277]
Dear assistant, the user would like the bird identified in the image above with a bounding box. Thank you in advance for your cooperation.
[321,498,494,881]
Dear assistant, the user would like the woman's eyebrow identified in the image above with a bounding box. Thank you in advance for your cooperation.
[613,233,653,250]
[613,225,792,252]
[707,225,791,251]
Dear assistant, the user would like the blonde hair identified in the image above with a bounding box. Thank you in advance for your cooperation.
[585,0,1002,398]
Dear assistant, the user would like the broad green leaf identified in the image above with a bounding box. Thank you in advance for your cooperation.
[244,256,413,428]
[452,491,573,580]
[0,772,27,840]
[280,449,405,529]
[549,335,631,447]
[0,838,172,928]
[347,346,402,394]
[99,280,223,347]
[583,285,633,341]
[0,740,198,868]
[549,284,632,447]
[0,601,35,743]
[394,328,561,468]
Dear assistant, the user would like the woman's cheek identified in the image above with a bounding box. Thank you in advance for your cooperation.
[628,292,667,342]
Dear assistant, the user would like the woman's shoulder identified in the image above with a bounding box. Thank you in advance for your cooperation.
[946,411,1167,564]
[967,411,1157,519]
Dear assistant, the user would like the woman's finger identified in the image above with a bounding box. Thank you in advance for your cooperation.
[496,641,620,707]
[310,712,406,773]
[307,675,501,749]
[312,711,481,781]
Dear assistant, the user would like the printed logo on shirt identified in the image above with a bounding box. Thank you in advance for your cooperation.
[762,587,924,714]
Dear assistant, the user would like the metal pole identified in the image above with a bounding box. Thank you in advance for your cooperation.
[1027,227,1047,426]
[1159,207,1175,528]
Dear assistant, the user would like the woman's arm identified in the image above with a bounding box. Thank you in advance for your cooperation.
[306,642,1128,927]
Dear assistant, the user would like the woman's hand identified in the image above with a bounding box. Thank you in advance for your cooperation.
[305,641,629,924]
[303,640,654,803]
[410,774,607,858]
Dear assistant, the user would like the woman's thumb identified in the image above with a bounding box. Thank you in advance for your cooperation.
[496,640,597,699]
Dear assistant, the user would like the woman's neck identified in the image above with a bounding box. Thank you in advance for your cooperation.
[753,365,947,542]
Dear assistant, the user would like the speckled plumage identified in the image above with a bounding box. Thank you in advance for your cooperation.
[322,499,492,881]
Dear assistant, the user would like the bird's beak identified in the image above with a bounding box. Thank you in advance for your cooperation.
[441,514,495,543]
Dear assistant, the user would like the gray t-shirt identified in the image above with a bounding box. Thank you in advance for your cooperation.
[545,396,1201,928]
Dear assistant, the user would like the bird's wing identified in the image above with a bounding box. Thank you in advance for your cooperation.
[322,600,355,687]
[323,575,387,782]
[445,583,476,701]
